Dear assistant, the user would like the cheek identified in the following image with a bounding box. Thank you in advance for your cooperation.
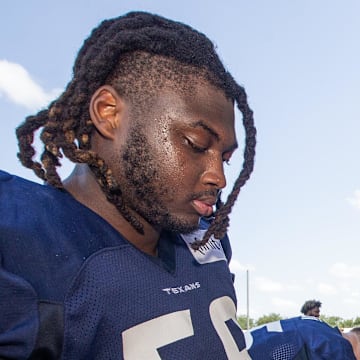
[154,133,196,189]
[150,119,202,190]
[157,144,188,187]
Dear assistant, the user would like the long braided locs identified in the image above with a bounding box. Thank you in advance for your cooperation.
[16,11,256,244]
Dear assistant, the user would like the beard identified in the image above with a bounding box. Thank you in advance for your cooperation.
[119,125,199,234]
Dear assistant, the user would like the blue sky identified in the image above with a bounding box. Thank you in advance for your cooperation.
[1,0,360,320]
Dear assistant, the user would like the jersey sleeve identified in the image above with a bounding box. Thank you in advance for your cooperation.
[245,320,305,359]
[245,317,357,360]
[297,320,356,360]
[0,262,39,359]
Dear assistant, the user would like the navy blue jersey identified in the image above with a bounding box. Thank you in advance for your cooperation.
[245,316,356,360]
[0,171,250,359]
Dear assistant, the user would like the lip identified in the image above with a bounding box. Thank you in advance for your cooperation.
[191,197,216,217]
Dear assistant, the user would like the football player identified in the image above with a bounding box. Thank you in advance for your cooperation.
[300,299,322,318]
[0,11,256,359]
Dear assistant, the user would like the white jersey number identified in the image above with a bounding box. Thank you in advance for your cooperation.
[122,296,251,359]
[244,320,283,349]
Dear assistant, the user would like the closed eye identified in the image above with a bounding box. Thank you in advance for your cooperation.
[185,138,207,153]
[223,151,234,166]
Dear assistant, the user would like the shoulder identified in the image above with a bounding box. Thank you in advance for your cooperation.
[0,170,30,190]
[294,317,356,359]
[0,170,51,197]
[0,170,42,208]
[0,169,13,181]
[0,171,130,302]
[0,170,70,216]
[296,316,339,333]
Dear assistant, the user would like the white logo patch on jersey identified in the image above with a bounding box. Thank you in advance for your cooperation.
[181,229,227,264]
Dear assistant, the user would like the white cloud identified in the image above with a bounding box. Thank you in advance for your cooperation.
[329,262,360,279]
[347,189,360,209]
[229,259,255,273]
[343,297,360,305]
[317,282,338,295]
[286,283,303,292]
[255,276,284,292]
[350,290,360,297]
[0,59,62,110]
[271,297,298,310]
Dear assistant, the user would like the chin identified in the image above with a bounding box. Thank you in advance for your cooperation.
[139,204,201,234]
[160,214,200,234]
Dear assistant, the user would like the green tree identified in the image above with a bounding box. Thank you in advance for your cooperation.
[237,315,255,330]
[340,318,354,328]
[256,313,282,326]
[320,315,343,327]
[239,313,360,330]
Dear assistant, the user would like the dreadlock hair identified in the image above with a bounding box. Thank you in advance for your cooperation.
[16,11,256,246]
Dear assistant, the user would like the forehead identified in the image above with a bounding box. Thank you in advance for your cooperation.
[148,80,236,141]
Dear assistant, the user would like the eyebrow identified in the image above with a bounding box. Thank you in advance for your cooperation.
[191,120,238,152]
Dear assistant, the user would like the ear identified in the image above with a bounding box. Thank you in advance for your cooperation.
[89,85,125,140]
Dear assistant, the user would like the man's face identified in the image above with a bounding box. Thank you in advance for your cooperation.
[307,307,320,317]
[111,81,236,234]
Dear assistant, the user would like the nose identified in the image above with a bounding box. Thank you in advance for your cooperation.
[201,158,227,189]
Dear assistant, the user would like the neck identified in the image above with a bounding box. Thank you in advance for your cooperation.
[63,164,160,256]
